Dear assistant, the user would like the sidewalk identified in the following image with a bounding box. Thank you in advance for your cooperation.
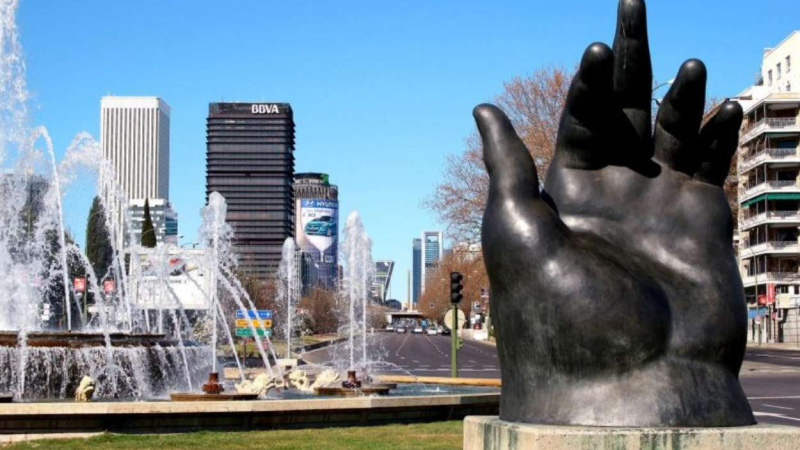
[747,342,800,351]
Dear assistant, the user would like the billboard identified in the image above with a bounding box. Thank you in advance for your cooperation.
[296,199,338,253]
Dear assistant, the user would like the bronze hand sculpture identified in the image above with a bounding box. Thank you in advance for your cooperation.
[475,0,754,427]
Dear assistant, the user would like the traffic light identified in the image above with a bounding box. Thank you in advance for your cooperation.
[450,272,464,303]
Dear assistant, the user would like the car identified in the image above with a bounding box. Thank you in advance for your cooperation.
[413,326,423,334]
[304,215,336,237]
[426,327,438,335]
[440,327,451,336]
[395,326,407,334]
[386,325,394,332]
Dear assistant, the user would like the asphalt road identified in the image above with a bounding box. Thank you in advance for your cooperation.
[303,332,500,378]
[304,334,800,426]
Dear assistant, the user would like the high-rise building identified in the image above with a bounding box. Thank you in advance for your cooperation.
[412,238,421,306]
[294,172,338,291]
[370,260,394,302]
[100,97,172,248]
[206,102,295,276]
[125,199,179,247]
[100,97,170,201]
[737,31,800,344]
[421,231,444,295]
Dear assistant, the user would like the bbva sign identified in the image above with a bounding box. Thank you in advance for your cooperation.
[251,104,280,114]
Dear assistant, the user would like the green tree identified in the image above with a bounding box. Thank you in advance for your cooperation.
[141,198,157,248]
[85,196,113,279]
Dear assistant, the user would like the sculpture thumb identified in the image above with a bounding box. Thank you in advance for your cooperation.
[473,104,539,202]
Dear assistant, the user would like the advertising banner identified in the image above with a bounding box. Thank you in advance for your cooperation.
[296,199,338,253]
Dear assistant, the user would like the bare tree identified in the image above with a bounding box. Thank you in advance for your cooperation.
[299,288,339,334]
[424,67,573,244]
[419,249,489,323]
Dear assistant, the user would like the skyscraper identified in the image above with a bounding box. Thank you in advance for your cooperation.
[412,238,421,307]
[370,260,394,302]
[100,97,171,201]
[100,96,173,248]
[294,172,338,291]
[206,102,295,276]
[421,231,444,295]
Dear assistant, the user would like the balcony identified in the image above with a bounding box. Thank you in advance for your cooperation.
[740,180,800,201]
[740,210,800,230]
[740,148,800,172]
[742,271,800,286]
[741,118,800,144]
[740,240,800,256]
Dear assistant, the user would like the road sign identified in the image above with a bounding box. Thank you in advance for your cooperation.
[235,319,272,328]
[235,327,272,337]
[236,310,272,319]
[73,277,86,293]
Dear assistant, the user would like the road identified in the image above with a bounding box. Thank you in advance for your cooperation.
[304,334,800,426]
[303,333,500,378]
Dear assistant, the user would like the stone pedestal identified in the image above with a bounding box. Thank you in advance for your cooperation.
[464,416,800,450]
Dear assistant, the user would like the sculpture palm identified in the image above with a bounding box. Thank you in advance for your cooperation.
[475,0,754,426]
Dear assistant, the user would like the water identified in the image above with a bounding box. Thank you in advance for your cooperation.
[338,212,375,373]
[0,0,285,400]
[276,237,299,359]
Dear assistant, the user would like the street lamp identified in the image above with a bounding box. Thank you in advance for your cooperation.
[652,78,675,106]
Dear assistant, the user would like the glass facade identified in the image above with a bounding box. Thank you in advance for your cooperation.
[206,103,295,276]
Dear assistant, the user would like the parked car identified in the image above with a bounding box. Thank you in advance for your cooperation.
[413,326,423,334]
[426,327,438,335]
[440,327,451,336]
[304,215,336,237]
[386,325,394,332]
[395,326,407,334]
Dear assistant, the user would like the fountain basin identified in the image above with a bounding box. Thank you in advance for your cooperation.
[0,331,173,348]
[170,392,258,401]
[314,385,392,397]
[0,392,499,435]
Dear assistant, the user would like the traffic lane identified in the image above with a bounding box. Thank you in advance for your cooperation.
[742,371,800,426]
[745,348,800,368]
[374,333,500,378]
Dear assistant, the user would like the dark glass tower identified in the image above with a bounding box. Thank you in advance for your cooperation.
[206,102,295,276]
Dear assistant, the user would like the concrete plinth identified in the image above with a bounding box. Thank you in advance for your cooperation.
[464,416,800,450]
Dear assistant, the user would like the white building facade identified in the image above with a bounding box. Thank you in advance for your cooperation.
[100,96,170,201]
[737,31,800,344]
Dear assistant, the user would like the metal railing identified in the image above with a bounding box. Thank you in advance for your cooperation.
[740,180,799,198]
[740,210,800,228]
[742,272,800,285]
[741,240,799,252]
[742,118,800,143]
[740,148,799,171]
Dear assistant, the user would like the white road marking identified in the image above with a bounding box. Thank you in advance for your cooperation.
[753,412,800,422]
[748,395,800,400]
[763,404,794,411]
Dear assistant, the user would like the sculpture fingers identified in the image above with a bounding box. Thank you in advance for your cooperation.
[612,0,653,145]
[475,104,568,247]
[654,59,707,175]
[695,101,744,186]
[555,43,618,169]
[474,104,540,201]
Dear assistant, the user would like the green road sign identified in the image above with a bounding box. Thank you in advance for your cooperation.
[235,327,272,337]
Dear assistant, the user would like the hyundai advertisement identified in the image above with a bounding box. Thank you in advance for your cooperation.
[297,199,338,253]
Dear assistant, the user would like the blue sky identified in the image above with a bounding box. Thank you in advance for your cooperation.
[16,0,800,302]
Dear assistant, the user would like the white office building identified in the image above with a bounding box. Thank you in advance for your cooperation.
[100,96,170,201]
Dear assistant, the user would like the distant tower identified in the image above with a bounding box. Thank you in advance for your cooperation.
[100,96,174,247]
[100,97,171,201]
[412,238,422,307]
[420,231,444,296]
[206,102,295,276]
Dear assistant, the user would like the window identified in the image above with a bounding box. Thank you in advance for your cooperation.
[778,63,782,80]
[788,55,792,73]
[769,70,773,86]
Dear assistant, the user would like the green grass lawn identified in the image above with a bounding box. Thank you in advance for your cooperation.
[4,421,463,450]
